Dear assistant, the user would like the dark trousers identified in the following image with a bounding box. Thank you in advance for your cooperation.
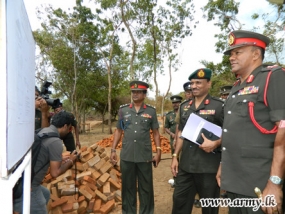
[62,132,75,152]
[120,160,154,214]
[227,192,264,214]
[172,169,220,214]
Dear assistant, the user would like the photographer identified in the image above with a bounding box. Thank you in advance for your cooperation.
[13,111,81,214]
[35,86,50,130]
[52,102,81,151]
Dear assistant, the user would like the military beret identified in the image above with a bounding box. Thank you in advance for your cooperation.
[188,68,212,80]
[220,85,232,95]
[52,101,63,110]
[129,80,149,90]
[224,30,270,55]
[183,82,191,91]
[170,95,182,103]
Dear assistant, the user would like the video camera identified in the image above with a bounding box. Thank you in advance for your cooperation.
[40,81,61,109]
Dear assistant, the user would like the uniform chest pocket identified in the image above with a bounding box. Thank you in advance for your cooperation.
[140,118,151,128]
[202,114,215,123]
[181,111,190,124]
[236,98,256,117]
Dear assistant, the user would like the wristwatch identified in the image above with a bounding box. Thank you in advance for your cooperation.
[269,176,283,185]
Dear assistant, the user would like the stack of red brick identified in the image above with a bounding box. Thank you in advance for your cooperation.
[97,131,171,153]
[42,144,121,214]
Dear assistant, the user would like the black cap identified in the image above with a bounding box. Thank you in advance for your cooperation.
[52,102,63,110]
[220,85,232,95]
[224,30,270,55]
[170,95,182,103]
[129,80,149,90]
[183,82,191,91]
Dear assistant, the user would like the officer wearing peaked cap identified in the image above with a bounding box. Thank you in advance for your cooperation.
[217,30,285,214]
[110,80,161,214]
[171,68,224,214]
[165,95,182,155]
[219,85,232,101]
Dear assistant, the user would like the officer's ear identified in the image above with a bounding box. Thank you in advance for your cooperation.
[251,46,262,61]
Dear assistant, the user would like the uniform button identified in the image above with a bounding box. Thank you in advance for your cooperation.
[228,111,231,114]
[223,129,227,132]
[232,95,235,98]
[134,140,136,142]
[136,114,138,116]
[135,131,137,133]
[243,99,247,102]
[222,147,226,151]
[135,122,138,124]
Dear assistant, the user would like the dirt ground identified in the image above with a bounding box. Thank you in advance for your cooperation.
[79,120,228,214]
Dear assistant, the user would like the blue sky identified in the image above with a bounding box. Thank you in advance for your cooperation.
[23,0,282,97]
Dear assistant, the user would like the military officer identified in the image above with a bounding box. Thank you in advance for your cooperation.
[110,80,161,214]
[219,85,232,101]
[165,95,182,154]
[217,30,285,214]
[173,82,193,147]
[171,68,224,214]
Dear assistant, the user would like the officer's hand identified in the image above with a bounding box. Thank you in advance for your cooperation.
[110,152,118,166]
[216,163,221,187]
[199,133,219,153]
[152,153,161,168]
[171,157,179,177]
[170,133,176,139]
[261,181,283,214]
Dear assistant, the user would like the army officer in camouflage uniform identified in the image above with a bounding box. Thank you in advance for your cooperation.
[110,80,161,214]
[165,95,182,154]
[171,68,224,214]
[217,30,285,214]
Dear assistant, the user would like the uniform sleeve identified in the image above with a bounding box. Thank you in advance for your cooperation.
[116,108,123,129]
[151,109,160,130]
[164,114,170,128]
[48,139,63,161]
[267,69,285,122]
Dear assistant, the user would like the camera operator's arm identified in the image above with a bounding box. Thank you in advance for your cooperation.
[49,150,79,178]
[40,98,50,128]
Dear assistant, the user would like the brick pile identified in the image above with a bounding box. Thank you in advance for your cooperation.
[96,131,171,153]
[43,144,121,214]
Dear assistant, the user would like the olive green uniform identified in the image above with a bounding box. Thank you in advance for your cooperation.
[221,65,285,213]
[172,94,224,214]
[117,103,159,214]
[164,110,177,154]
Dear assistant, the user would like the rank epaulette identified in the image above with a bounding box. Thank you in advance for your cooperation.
[261,65,281,72]
[180,98,191,106]
[145,104,156,109]
[119,103,130,108]
[166,111,173,115]
[211,96,224,103]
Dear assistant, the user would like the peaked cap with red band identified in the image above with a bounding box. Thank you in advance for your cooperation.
[129,80,149,90]
[224,30,270,55]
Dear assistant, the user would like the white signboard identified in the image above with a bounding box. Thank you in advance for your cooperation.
[0,0,35,176]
